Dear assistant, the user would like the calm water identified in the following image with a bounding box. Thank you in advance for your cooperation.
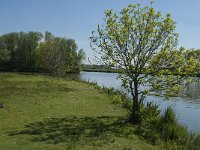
[80,71,200,133]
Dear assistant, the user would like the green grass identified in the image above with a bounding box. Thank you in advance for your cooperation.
[0,72,162,150]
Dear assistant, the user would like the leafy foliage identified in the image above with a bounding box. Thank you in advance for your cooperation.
[162,106,176,124]
[90,3,199,122]
[140,102,160,124]
[135,103,200,149]
[0,31,85,75]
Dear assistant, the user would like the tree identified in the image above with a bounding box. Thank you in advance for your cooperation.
[1,32,18,70]
[15,32,30,70]
[77,49,86,69]
[0,39,8,61]
[36,35,61,74]
[0,39,10,70]
[26,31,43,71]
[90,4,198,123]
[0,31,85,73]
[36,32,85,75]
[0,31,42,71]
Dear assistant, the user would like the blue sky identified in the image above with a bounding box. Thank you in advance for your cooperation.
[0,0,200,63]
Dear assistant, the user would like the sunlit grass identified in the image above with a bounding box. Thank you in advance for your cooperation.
[0,72,160,150]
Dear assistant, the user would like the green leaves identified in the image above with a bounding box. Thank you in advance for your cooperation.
[36,34,84,75]
[0,31,85,74]
[0,32,43,71]
[90,3,200,121]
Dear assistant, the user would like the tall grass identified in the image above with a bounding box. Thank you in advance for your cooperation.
[137,103,200,149]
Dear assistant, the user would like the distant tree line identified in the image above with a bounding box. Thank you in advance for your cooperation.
[0,31,85,75]
[82,64,120,73]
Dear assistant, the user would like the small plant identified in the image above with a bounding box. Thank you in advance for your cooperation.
[140,102,161,124]
[162,106,176,124]
[161,123,188,142]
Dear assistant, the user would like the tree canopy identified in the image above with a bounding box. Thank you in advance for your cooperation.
[0,31,85,75]
[90,4,200,123]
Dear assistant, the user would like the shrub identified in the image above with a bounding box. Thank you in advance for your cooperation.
[161,123,188,142]
[162,106,176,124]
[140,102,161,124]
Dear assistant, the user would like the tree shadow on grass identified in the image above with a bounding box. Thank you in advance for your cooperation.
[8,116,134,149]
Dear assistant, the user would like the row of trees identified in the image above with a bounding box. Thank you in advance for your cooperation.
[0,31,85,75]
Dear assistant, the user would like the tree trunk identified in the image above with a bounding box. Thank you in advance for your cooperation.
[130,79,140,123]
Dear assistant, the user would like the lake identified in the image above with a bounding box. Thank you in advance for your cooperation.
[80,71,200,133]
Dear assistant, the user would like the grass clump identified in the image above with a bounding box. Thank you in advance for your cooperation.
[162,107,176,124]
[136,102,200,149]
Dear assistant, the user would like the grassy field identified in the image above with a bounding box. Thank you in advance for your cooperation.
[0,72,162,150]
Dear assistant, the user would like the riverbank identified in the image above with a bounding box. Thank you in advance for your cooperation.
[1,72,200,149]
[81,71,200,133]
[0,72,162,150]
